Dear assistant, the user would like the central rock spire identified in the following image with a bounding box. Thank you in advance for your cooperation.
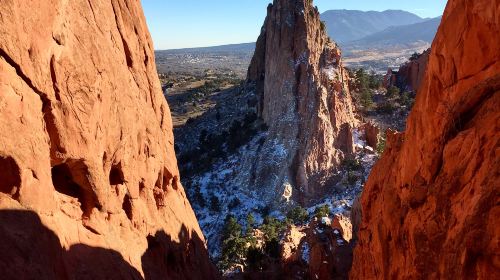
[247,0,358,204]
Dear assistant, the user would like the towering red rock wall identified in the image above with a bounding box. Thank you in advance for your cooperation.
[351,0,500,278]
[0,0,216,278]
[247,0,357,204]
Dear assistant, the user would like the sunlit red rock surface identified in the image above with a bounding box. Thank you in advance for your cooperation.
[247,0,358,204]
[351,0,500,278]
[0,0,216,278]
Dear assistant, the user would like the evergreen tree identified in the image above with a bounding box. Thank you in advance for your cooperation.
[245,213,256,236]
[355,68,369,90]
[360,88,373,109]
[286,206,309,225]
[219,216,246,270]
[387,86,400,98]
[314,204,331,219]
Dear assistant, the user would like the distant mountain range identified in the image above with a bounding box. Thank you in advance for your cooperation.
[343,16,442,49]
[320,9,427,43]
[159,10,441,54]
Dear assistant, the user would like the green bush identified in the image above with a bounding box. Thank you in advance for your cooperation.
[410,52,420,61]
[368,71,382,89]
[286,206,309,225]
[260,216,286,242]
[360,88,374,109]
[387,86,400,98]
[342,158,362,171]
[399,91,414,108]
[355,68,369,90]
[245,246,265,271]
[347,171,359,186]
[264,239,281,259]
[314,204,331,219]
[219,216,246,270]
[376,101,397,114]
[377,135,386,155]
[245,213,256,236]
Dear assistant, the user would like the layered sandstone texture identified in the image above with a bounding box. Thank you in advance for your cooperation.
[247,0,357,204]
[351,0,500,279]
[0,0,215,278]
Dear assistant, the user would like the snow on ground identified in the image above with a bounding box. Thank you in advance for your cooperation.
[186,127,378,258]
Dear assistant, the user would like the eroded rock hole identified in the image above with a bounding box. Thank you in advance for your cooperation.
[51,163,95,216]
[0,156,21,197]
[122,193,133,221]
[109,163,125,185]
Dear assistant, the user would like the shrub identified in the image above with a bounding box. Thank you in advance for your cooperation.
[387,86,400,98]
[410,52,420,61]
[360,88,374,109]
[286,206,309,225]
[368,71,382,89]
[192,185,205,208]
[342,158,362,171]
[377,135,386,155]
[264,239,281,259]
[209,194,221,212]
[347,171,359,186]
[314,204,331,219]
[259,206,271,217]
[260,216,286,242]
[245,246,265,271]
[399,91,414,108]
[355,68,369,90]
[376,102,396,114]
[219,216,246,270]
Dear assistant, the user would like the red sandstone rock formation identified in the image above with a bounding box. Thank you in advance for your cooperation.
[0,0,216,278]
[280,220,353,279]
[383,49,431,93]
[247,0,357,204]
[398,49,430,93]
[362,122,380,150]
[351,0,500,278]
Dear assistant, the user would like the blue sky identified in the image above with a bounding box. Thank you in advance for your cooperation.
[141,0,447,50]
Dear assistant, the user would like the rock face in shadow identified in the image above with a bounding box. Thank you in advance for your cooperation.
[396,49,430,93]
[0,210,143,280]
[351,0,500,279]
[247,0,357,204]
[280,220,354,280]
[0,0,216,278]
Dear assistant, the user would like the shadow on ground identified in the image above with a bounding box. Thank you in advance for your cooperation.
[0,210,218,280]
